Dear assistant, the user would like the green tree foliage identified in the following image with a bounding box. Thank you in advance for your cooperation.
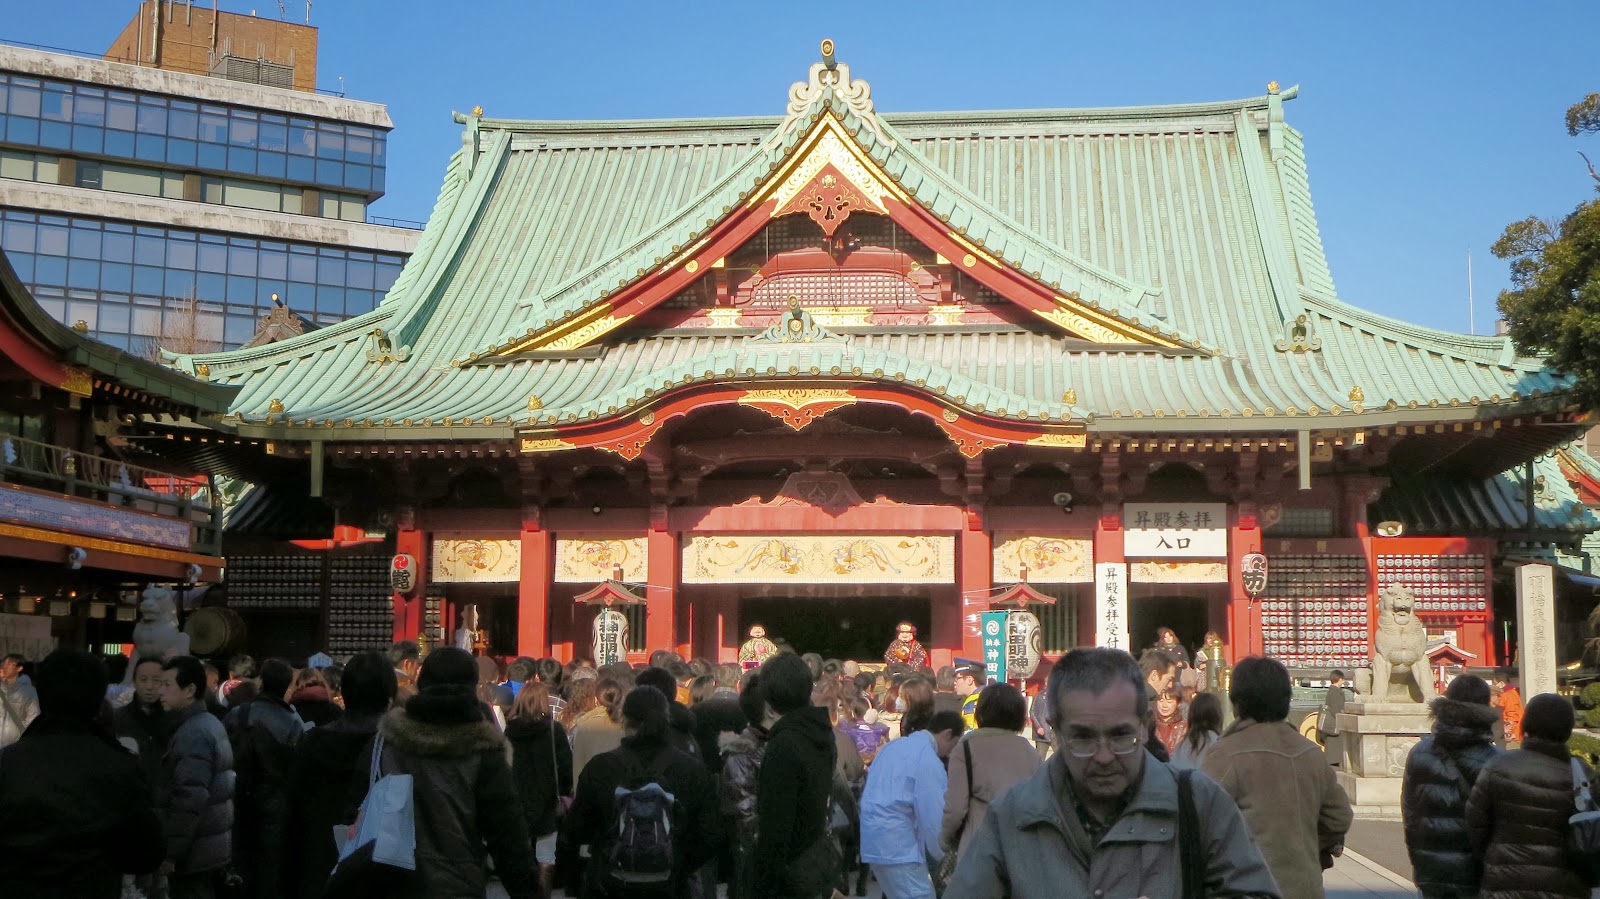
[1493,94,1600,411]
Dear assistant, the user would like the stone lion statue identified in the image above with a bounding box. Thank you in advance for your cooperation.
[1360,584,1434,703]
[123,585,190,684]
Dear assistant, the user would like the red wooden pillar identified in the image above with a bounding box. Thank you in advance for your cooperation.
[392,525,427,642]
[1091,509,1124,646]
[518,510,552,657]
[1228,504,1262,660]
[646,511,676,653]
[953,509,991,669]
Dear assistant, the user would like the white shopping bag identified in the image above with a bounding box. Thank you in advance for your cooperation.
[338,733,416,870]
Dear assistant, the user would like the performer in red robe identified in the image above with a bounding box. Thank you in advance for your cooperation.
[883,621,928,668]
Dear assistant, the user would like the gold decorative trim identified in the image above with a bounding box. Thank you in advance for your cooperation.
[927,304,964,326]
[519,437,577,454]
[706,308,742,328]
[1026,433,1088,448]
[941,408,959,422]
[769,124,893,214]
[60,368,94,398]
[738,388,856,430]
[0,522,217,567]
[810,306,873,327]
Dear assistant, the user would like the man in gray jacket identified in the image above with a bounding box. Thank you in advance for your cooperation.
[159,655,236,899]
[946,647,1280,899]
[0,653,40,749]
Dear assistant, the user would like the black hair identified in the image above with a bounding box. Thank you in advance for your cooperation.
[974,682,1027,732]
[258,658,294,700]
[666,660,693,683]
[927,709,967,738]
[852,671,877,695]
[507,657,537,683]
[340,650,397,715]
[35,649,108,720]
[635,665,678,700]
[103,653,130,684]
[739,671,768,728]
[1492,667,1513,683]
[536,657,563,685]
[1046,648,1146,731]
[1329,669,1345,682]
[3,652,27,666]
[821,659,842,681]
[934,665,956,691]
[688,657,713,679]
[1229,656,1293,723]
[1185,692,1224,754]
[131,655,166,675]
[386,641,420,667]
[760,653,816,714]
[416,646,478,690]
[714,663,741,690]
[1139,649,1176,678]
[1444,674,1491,706]
[1523,693,1575,743]
[621,685,671,742]
[164,655,207,702]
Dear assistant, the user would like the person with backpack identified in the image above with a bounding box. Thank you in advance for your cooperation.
[568,685,721,898]
[1401,674,1501,899]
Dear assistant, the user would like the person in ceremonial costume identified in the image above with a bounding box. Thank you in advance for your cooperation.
[738,625,778,667]
[883,622,928,668]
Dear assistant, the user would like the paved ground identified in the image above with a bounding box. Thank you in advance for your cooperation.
[491,830,1422,898]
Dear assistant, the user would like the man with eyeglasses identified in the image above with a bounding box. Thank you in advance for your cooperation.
[944,647,1280,898]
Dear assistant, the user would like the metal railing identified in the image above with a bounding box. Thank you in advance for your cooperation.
[0,433,221,554]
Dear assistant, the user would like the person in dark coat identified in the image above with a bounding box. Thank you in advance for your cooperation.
[224,657,303,899]
[1467,692,1593,899]
[751,653,836,898]
[288,666,340,728]
[505,679,574,893]
[690,664,747,772]
[1401,674,1501,899]
[0,649,164,899]
[567,686,722,898]
[284,651,395,899]
[351,646,539,899]
[722,672,777,899]
[112,655,171,794]
[637,666,700,759]
[1318,669,1348,767]
[159,655,237,899]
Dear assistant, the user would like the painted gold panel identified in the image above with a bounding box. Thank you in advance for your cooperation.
[554,536,648,583]
[431,538,522,583]
[1129,561,1230,584]
[683,534,954,584]
[992,536,1093,584]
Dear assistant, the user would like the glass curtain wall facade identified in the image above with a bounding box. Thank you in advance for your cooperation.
[0,72,386,197]
[0,209,404,349]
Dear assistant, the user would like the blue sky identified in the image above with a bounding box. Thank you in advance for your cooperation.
[7,1,1595,334]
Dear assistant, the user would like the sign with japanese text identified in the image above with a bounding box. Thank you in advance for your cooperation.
[1514,563,1556,698]
[981,611,1009,683]
[1123,503,1228,558]
[390,554,418,595]
[1095,563,1130,651]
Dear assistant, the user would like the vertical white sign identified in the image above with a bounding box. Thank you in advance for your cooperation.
[1515,563,1557,698]
[1095,563,1130,652]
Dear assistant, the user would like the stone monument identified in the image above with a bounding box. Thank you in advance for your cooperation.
[1336,585,1434,815]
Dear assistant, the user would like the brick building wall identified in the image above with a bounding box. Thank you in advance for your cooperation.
[104,0,318,93]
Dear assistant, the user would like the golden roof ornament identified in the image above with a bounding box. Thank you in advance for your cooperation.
[72,320,89,332]
[1348,386,1365,404]
[268,398,285,414]
[471,105,484,117]
[1267,81,1280,94]
[1062,388,1079,405]
[527,393,544,411]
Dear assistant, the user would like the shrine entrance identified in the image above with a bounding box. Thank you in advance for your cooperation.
[1127,590,1220,663]
[741,593,931,662]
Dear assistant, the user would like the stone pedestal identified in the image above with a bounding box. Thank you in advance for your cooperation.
[1334,700,1432,817]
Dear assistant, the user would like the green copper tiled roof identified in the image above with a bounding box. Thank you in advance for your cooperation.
[174,66,1573,437]
[1372,451,1600,538]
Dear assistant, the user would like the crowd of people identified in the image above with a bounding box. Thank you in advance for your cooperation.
[0,631,1594,899]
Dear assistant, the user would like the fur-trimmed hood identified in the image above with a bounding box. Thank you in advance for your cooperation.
[380,706,508,760]
[1429,696,1498,750]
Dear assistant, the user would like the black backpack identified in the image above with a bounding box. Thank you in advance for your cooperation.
[605,751,678,890]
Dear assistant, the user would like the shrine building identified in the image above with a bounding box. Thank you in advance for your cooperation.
[174,43,1598,671]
